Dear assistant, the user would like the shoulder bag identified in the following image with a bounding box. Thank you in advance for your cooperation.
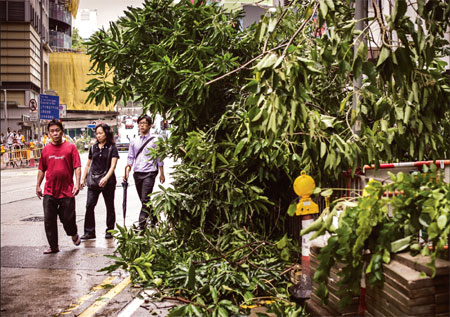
[86,145,113,190]
[135,136,154,160]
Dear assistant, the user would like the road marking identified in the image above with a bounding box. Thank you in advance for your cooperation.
[117,295,145,317]
[58,276,117,315]
[78,276,131,317]
[118,289,157,317]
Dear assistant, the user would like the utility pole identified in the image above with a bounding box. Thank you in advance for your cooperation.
[352,0,368,137]
[3,89,7,131]
[38,0,44,141]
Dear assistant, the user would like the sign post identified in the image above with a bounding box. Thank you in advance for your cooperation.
[39,94,60,120]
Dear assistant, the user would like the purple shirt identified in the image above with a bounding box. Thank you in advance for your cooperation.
[127,133,163,172]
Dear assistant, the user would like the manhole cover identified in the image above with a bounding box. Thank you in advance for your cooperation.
[21,216,45,222]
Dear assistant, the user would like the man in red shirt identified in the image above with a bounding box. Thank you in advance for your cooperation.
[36,119,82,254]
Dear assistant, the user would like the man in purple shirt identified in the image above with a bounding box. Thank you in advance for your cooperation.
[124,115,165,229]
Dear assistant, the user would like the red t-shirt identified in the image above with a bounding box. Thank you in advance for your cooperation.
[39,142,81,198]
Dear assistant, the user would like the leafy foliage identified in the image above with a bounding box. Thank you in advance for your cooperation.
[72,27,86,51]
[103,224,305,316]
[85,0,450,314]
[302,165,450,307]
[85,0,257,141]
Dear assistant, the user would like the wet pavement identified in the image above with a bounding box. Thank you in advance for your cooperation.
[1,149,177,316]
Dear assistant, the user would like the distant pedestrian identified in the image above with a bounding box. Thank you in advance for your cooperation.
[36,119,82,254]
[0,133,5,144]
[80,123,119,240]
[124,115,165,230]
[6,128,14,146]
[17,130,24,145]
[41,132,49,145]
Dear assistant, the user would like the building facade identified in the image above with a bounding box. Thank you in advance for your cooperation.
[49,0,73,49]
[0,0,51,139]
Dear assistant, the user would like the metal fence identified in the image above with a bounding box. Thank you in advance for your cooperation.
[0,144,44,169]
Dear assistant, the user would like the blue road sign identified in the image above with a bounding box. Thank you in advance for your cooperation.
[40,94,60,120]
[87,124,96,129]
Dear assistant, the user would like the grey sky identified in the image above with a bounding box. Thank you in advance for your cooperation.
[77,0,145,30]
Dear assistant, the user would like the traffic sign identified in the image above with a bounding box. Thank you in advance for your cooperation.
[39,94,60,120]
[30,111,38,121]
[59,104,67,118]
[29,99,37,111]
[87,124,96,129]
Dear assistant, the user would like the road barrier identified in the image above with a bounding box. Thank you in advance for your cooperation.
[0,143,44,169]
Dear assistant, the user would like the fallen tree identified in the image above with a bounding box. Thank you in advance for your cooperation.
[86,0,450,314]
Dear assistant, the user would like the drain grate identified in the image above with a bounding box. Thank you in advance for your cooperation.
[21,216,45,222]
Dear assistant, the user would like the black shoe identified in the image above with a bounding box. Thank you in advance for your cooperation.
[80,233,96,240]
[105,232,113,239]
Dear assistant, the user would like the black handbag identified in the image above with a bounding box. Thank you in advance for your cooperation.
[86,145,113,190]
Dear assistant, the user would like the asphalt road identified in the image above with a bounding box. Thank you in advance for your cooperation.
[0,124,177,316]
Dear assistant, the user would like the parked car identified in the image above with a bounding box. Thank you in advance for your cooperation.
[125,119,134,129]
[116,136,130,152]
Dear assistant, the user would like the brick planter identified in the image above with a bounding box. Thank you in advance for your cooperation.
[365,253,449,317]
[305,248,449,317]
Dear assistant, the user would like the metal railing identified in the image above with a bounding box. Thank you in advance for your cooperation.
[0,143,44,169]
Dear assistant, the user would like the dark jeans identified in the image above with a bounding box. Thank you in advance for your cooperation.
[43,195,78,250]
[133,171,158,229]
[84,182,116,235]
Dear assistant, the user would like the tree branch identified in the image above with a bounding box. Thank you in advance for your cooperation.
[263,1,296,53]
[205,43,288,86]
[281,4,318,58]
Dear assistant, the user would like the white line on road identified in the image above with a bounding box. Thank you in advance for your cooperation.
[118,289,157,317]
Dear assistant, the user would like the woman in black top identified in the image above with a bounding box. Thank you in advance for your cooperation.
[80,123,119,239]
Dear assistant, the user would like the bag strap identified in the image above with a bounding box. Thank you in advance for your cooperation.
[88,144,113,175]
[135,137,154,160]
[105,144,113,172]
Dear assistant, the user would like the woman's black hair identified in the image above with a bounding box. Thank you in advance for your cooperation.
[95,123,115,144]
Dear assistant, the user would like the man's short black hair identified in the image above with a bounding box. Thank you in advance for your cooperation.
[137,115,153,125]
[48,119,63,131]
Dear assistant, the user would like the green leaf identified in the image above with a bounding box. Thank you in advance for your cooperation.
[281,247,290,261]
[287,202,297,216]
[276,234,288,249]
[169,305,187,316]
[319,0,328,19]
[267,17,277,33]
[377,47,390,66]
[216,153,229,165]
[382,249,390,264]
[321,188,333,197]
[403,105,412,124]
[325,0,335,11]
[218,306,229,317]
[391,236,411,253]
[320,142,327,158]
[187,259,196,289]
[210,286,218,304]
[234,138,247,157]
[428,223,439,239]
[392,0,407,23]
[257,54,278,70]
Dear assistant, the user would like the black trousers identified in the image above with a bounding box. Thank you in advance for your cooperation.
[133,171,158,229]
[84,182,116,235]
[43,195,78,250]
